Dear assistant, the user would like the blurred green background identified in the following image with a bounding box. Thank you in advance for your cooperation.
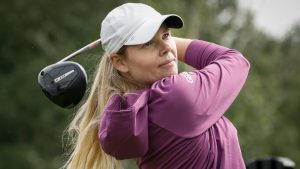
[1,0,299,168]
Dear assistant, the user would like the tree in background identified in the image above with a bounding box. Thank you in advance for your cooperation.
[0,0,299,168]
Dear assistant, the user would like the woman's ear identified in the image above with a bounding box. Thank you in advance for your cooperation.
[110,54,129,73]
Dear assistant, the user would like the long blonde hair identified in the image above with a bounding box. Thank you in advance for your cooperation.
[62,47,140,169]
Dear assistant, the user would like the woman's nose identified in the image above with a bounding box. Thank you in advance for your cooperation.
[159,40,171,57]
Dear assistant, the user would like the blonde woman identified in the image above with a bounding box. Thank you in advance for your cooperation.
[63,3,250,169]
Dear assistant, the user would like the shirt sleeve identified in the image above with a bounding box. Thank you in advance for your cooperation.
[99,90,149,160]
[148,40,250,137]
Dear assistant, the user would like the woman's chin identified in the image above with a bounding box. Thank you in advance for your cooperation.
[163,69,178,78]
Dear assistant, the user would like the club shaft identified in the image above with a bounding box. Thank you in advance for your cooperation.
[57,38,101,63]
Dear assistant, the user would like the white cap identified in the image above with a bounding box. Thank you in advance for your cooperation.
[100,3,183,54]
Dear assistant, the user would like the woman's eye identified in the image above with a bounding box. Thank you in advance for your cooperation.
[162,32,170,39]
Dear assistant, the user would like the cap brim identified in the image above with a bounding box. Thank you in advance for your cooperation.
[124,14,183,45]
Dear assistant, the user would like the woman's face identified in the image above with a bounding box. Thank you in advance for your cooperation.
[122,25,178,87]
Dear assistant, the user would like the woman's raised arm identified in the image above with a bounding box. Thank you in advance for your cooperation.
[173,37,192,62]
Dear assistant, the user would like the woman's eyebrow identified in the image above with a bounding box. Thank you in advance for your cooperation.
[159,27,170,34]
[163,25,170,31]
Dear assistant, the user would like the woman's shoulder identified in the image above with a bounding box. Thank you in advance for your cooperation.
[150,71,197,95]
[148,71,198,109]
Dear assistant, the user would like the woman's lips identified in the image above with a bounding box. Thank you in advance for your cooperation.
[159,59,175,67]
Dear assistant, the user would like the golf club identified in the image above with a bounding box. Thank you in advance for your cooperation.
[38,39,101,108]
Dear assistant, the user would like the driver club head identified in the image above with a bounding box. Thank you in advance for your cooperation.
[38,61,87,108]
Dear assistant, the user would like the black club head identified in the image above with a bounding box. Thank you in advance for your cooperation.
[38,61,87,108]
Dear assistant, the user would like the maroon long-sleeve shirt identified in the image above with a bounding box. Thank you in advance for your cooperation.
[99,40,250,169]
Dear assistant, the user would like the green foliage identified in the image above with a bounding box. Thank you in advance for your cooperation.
[1,0,299,168]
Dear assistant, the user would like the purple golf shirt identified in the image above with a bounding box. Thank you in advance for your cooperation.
[99,40,250,169]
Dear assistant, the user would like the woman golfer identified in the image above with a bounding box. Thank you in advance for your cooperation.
[63,3,250,169]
